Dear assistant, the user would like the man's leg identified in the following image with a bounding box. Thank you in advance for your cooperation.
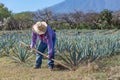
[35,41,47,68]
[47,37,56,69]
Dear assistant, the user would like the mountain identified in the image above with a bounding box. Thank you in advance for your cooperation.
[48,0,120,13]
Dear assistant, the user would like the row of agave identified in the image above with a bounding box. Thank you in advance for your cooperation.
[56,30,120,69]
[0,31,33,63]
[0,30,120,70]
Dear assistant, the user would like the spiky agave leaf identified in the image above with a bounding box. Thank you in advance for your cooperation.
[9,44,33,63]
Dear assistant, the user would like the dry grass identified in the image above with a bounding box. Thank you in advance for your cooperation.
[0,55,120,80]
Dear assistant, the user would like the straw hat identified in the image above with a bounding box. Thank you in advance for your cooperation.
[32,21,47,35]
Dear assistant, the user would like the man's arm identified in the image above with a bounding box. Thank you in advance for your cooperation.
[30,31,37,48]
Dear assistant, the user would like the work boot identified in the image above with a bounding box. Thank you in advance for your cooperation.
[33,66,40,69]
[48,66,54,71]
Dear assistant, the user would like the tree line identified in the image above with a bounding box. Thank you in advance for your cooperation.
[0,3,120,30]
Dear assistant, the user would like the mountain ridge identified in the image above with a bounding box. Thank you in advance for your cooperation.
[48,0,120,13]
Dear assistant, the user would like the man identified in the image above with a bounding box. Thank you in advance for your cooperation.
[30,21,56,70]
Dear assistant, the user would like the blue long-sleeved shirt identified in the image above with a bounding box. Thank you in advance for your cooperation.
[30,25,56,57]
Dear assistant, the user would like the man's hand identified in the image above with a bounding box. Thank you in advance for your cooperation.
[47,55,52,59]
[26,45,32,50]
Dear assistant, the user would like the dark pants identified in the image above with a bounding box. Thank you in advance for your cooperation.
[35,37,56,68]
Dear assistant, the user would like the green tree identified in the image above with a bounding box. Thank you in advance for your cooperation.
[12,12,34,29]
[98,9,113,29]
[0,3,12,21]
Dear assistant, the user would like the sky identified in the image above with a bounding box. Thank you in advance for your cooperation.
[0,0,64,13]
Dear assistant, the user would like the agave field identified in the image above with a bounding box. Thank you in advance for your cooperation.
[0,29,120,70]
